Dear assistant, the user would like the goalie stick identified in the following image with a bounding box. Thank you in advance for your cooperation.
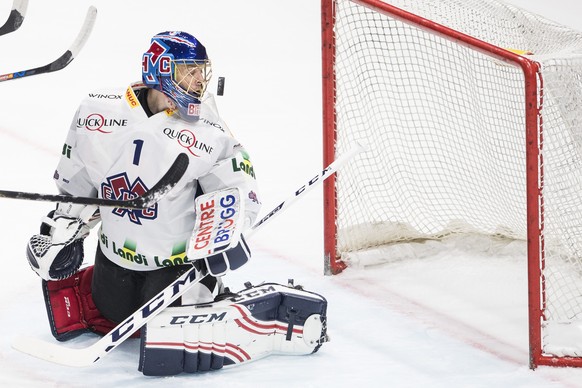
[249,144,365,235]
[11,144,364,367]
[0,5,96,82]
[0,0,28,36]
[0,153,190,209]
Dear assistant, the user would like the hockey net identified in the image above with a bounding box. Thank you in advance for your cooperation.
[322,0,582,368]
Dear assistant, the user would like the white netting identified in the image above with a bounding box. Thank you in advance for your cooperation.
[331,0,582,357]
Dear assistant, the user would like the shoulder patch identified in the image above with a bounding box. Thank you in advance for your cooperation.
[125,86,141,109]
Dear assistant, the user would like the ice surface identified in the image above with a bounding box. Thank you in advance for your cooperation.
[1,0,582,386]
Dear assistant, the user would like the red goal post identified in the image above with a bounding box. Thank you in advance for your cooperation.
[321,0,582,369]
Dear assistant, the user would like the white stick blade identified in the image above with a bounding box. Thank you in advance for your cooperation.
[12,336,99,367]
[14,0,29,15]
[69,6,97,57]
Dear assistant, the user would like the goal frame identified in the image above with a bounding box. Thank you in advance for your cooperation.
[321,0,582,369]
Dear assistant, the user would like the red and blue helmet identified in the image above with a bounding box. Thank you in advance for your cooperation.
[142,31,212,121]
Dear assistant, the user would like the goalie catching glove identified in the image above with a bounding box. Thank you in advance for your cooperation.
[27,203,100,281]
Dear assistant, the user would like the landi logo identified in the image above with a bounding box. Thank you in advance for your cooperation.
[231,150,256,178]
[62,143,72,158]
[76,113,128,133]
[163,127,214,157]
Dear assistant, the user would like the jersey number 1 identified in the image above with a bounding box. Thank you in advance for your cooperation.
[132,139,144,165]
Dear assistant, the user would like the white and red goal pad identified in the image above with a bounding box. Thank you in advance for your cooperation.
[322,0,582,368]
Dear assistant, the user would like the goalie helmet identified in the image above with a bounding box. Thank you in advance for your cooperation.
[142,31,212,121]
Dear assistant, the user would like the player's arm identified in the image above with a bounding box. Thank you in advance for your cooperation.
[198,146,261,230]
[54,106,98,197]
[27,105,100,281]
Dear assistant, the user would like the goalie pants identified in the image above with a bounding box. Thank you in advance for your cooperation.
[92,245,218,323]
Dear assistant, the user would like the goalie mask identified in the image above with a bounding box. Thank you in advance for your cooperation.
[142,31,212,121]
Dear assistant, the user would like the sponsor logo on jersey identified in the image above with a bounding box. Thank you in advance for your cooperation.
[101,172,158,224]
[125,87,140,108]
[200,117,224,132]
[53,169,70,184]
[155,242,192,267]
[163,127,214,157]
[89,93,122,99]
[77,113,128,133]
[231,151,256,178]
[167,241,188,265]
[249,190,260,204]
[111,239,149,266]
[61,143,72,158]
[100,232,193,268]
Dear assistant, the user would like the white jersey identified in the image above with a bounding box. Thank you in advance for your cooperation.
[54,83,261,271]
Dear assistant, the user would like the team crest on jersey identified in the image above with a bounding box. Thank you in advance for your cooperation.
[101,172,158,224]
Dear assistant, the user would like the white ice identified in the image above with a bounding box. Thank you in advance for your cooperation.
[1,0,582,387]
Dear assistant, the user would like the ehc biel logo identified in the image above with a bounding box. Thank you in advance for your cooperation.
[101,173,157,224]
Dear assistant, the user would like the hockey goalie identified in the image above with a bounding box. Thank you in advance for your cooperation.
[24,31,328,375]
